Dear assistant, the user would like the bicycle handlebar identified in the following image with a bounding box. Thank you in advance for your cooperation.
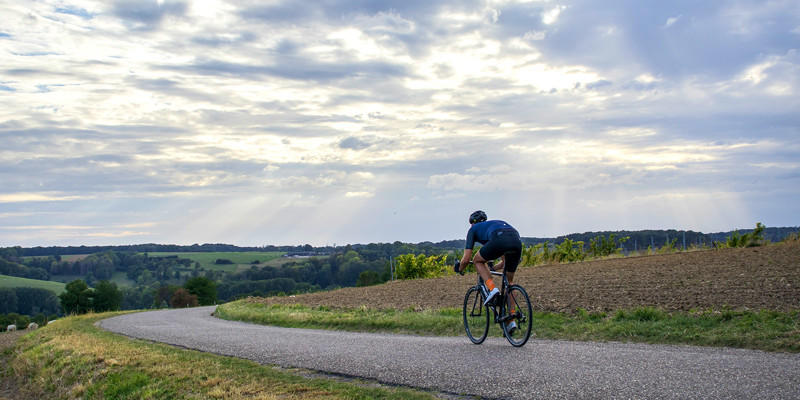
[453,259,495,275]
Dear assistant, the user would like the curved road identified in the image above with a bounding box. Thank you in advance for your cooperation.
[99,307,800,399]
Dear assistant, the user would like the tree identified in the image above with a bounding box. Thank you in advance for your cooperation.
[121,286,154,311]
[170,288,198,308]
[0,288,18,314]
[153,285,179,309]
[13,288,60,316]
[59,279,93,314]
[92,280,123,312]
[356,270,380,287]
[185,276,217,306]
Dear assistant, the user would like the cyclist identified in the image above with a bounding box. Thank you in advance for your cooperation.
[455,210,523,330]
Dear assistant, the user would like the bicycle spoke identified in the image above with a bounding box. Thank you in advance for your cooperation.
[502,285,533,347]
[463,287,490,344]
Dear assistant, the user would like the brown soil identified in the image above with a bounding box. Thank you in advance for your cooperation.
[250,241,800,313]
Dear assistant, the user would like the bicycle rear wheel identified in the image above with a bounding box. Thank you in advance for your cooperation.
[463,286,490,344]
[502,284,533,347]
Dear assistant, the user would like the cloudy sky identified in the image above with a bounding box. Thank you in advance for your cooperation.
[1,0,798,247]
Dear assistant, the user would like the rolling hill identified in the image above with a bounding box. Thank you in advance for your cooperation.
[0,274,66,294]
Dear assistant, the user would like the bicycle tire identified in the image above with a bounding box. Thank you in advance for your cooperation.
[463,286,489,344]
[501,284,533,347]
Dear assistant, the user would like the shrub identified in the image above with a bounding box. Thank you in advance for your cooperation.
[395,254,447,280]
[520,243,539,267]
[551,239,586,263]
[520,243,551,266]
[658,238,678,254]
[185,276,217,306]
[356,270,380,287]
[589,234,629,258]
[171,289,199,308]
[725,223,767,248]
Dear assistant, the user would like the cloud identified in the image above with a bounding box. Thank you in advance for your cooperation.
[585,79,612,90]
[664,14,682,28]
[0,0,797,246]
[542,6,566,25]
[111,0,188,31]
[55,6,95,20]
[345,191,374,198]
[527,1,800,79]
[0,192,95,203]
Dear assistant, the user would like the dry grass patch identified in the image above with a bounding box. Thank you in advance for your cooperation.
[5,312,434,400]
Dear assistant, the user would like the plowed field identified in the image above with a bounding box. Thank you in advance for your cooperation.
[249,241,800,313]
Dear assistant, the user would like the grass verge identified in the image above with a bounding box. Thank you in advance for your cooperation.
[4,312,436,399]
[217,301,800,353]
[216,302,469,336]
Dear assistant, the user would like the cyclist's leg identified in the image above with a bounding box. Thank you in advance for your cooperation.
[476,235,505,278]
[503,249,522,322]
[504,256,515,284]
[473,250,493,283]
[504,255,516,323]
[475,249,501,305]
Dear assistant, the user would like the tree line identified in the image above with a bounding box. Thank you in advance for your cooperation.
[10,227,798,260]
[56,276,217,316]
[2,225,796,318]
[19,243,324,257]
[0,244,434,313]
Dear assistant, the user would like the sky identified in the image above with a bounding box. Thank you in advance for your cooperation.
[1,0,799,248]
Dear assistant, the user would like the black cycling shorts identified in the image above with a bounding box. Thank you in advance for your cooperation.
[478,229,522,272]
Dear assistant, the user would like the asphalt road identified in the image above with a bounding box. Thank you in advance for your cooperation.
[98,306,800,399]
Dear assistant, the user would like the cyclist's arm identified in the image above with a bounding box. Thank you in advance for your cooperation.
[460,226,479,273]
[459,249,473,272]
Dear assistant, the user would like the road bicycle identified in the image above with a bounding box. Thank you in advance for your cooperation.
[459,260,533,347]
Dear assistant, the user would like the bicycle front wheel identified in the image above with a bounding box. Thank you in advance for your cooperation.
[463,286,490,344]
[502,284,533,347]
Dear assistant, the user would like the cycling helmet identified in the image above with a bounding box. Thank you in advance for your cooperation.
[469,210,487,224]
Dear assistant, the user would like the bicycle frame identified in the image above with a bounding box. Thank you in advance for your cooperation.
[476,270,516,325]
[461,258,532,346]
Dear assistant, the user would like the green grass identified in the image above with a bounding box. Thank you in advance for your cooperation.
[0,274,66,293]
[147,251,285,272]
[217,301,800,353]
[108,271,135,287]
[7,312,436,399]
[216,301,478,337]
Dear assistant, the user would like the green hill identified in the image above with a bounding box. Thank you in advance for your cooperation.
[0,274,66,294]
[148,251,284,271]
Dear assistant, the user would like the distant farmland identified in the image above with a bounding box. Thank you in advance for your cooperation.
[0,274,66,293]
[147,252,285,272]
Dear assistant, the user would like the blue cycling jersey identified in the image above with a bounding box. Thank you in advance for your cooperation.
[465,220,516,249]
